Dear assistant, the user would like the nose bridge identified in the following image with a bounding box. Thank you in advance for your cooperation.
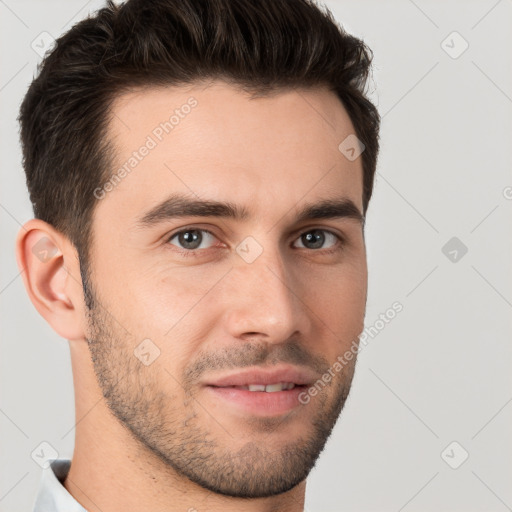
[223,240,308,341]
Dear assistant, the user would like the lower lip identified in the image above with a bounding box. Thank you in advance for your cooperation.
[205,386,308,416]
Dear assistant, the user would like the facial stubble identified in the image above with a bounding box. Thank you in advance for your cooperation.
[84,284,358,498]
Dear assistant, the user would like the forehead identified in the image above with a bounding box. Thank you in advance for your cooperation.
[97,80,363,231]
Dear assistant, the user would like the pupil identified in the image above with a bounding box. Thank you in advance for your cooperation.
[304,230,324,249]
[180,230,201,249]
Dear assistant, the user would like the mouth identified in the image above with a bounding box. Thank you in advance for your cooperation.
[212,382,302,392]
[203,366,315,416]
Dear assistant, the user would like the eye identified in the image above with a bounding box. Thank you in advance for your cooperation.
[166,227,344,258]
[293,229,342,251]
[167,228,218,256]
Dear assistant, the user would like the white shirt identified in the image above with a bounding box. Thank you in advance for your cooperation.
[32,459,88,512]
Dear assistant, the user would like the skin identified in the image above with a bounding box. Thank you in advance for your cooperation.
[16,80,367,512]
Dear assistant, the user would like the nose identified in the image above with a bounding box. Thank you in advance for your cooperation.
[222,244,311,344]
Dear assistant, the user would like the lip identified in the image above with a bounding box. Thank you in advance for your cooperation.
[202,365,317,417]
[205,385,308,416]
[203,365,318,388]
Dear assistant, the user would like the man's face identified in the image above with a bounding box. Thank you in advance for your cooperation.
[84,81,367,498]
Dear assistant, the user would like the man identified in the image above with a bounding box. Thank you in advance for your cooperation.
[16,0,379,510]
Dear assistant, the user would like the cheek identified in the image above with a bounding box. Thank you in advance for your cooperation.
[107,259,223,329]
[303,263,367,351]
[305,259,367,306]
[119,270,223,368]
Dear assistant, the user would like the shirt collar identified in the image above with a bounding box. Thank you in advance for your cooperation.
[32,458,88,512]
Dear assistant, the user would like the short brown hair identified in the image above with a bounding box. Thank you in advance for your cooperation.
[19,0,380,305]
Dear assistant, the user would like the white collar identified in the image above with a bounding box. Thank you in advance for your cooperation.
[32,459,88,512]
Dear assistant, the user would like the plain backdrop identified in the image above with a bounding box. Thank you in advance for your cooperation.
[1,1,511,511]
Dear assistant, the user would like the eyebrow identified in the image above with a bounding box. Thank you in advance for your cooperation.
[135,192,364,229]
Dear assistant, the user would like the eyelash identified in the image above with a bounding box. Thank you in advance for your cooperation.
[165,227,345,258]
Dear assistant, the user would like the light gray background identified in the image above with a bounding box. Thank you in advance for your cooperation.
[1,1,511,511]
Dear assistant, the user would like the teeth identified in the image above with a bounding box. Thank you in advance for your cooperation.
[265,383,285,392]
[237,382,296,392]
[248,384,266,392]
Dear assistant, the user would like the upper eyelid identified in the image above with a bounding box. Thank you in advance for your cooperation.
[166,227,217,243]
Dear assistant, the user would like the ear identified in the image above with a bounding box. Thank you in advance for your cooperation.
[15,219,87,341]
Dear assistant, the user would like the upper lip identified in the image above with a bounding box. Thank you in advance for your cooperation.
[204,365,318,387]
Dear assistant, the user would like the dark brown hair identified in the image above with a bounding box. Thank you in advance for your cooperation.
[19,0,380,305]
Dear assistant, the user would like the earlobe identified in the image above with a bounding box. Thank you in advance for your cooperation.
[15,219,86,341]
